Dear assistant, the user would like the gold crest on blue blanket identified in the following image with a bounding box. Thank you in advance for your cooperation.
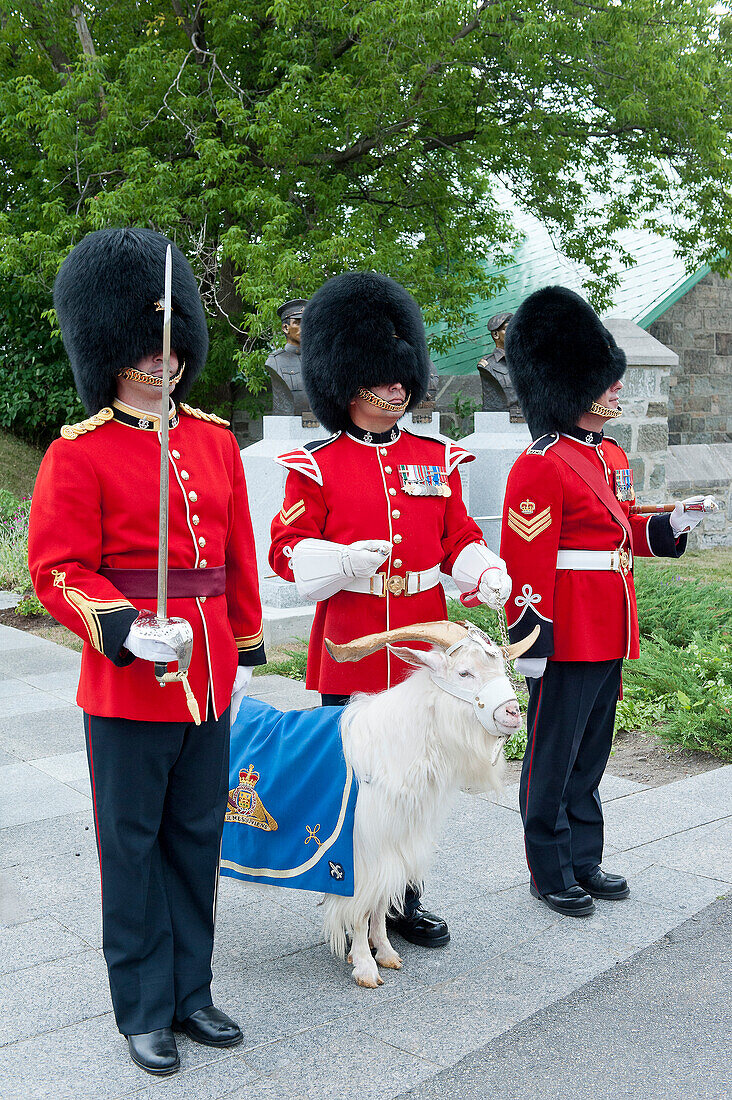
[226,765,278,831]
[614,468,635,502]
[398,464,451,497]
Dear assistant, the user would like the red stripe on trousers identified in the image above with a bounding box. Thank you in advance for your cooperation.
[523,678,544,889]
[86,717,103,906]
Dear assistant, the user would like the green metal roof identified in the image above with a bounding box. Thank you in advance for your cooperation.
[432,212,709,376]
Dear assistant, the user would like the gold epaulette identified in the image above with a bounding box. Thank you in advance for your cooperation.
[179,403,230,427]
[60,407,114,440]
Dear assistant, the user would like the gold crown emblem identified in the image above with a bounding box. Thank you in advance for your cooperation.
[520,499,536,515]
[239,764,259,787]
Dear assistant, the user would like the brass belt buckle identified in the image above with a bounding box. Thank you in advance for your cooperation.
[619,548,631,574]
[386,574,405,596]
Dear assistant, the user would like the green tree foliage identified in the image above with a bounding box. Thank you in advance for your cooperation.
[1,0,731,424]
[0,277,83,443]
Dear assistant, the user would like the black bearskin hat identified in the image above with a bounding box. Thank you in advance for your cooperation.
[53,227,209,414]
[504,285,627,439]
[301,272,430,433]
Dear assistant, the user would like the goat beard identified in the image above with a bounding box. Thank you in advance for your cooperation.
[430,687,506,794]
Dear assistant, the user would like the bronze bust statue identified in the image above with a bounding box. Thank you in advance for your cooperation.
[477,311,523,420]
[266,298,314,420]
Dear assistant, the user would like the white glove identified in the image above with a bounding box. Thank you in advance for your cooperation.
[477,565,512,609]
[341,540,393,578]
[670,496,715,536]
[514,657,547,680]
[290,538,391,601]
[230,666,253,723]
[452,542,512,609]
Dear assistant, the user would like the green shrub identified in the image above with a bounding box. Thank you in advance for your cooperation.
[0,489,20,523]
[0,496,32,593]
[0,280,83,446]
[618,632,732,759]
[633,561,732,645]
[14,592,48,618]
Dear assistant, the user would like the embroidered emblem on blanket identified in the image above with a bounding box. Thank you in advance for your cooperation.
[226,765,278,831]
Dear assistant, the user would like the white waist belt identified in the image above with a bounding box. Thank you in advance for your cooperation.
[556,549,633,574]
[345,565,441,597]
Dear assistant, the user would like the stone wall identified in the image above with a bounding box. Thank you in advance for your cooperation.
[602,364,670,506]
[648,271,732,446]
[666,443,732,550]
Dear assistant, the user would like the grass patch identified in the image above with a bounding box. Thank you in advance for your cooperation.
[257,641,308,680]
[0,430,43,499]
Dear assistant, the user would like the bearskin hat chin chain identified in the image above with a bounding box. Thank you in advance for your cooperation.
[53,227,209,414]
[504,285,627,439]
[301,271,430,434]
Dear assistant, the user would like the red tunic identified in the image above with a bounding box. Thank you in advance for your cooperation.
[269,427,483,694]
[500,429,685,662]
[28,400,265,721]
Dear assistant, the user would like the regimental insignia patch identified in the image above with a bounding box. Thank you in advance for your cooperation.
[279,498,306,526]
[226,765,278,832]
[520,499,536,515]
[398,464,451,497]
[614,468,635,503]
[507,505,552,542]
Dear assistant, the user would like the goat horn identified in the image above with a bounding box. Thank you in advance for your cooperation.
[325,620,470,663]
[502,624,541,660]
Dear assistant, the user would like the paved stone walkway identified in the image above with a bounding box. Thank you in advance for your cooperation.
[397,895,732,1100]
[0,622,729,1100]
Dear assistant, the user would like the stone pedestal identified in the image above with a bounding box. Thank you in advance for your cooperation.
[459,412,532,553]
[241,416,324,649]
[241,416,325,575]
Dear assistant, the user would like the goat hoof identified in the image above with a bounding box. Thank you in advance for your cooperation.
[375,950,402,969]
[346,952,352,964]
[353,967,383,988]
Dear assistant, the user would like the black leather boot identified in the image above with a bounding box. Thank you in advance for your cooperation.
[386,886,450,947]
[126,1028,179,1075]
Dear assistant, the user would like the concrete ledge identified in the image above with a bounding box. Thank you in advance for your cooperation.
[263,603,315,649]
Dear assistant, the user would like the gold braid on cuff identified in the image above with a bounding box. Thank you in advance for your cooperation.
[589,400,622,419]
[118,363,186,387]
[357,388,410,414]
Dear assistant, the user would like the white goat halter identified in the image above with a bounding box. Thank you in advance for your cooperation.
[429,624,517,765]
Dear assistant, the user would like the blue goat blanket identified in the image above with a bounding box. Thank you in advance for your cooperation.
[220,697,357,896]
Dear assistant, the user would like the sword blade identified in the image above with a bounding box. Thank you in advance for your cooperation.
[157,244,173,620]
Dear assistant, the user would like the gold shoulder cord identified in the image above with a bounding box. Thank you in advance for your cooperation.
[179,403,230,427]
[60,407,114,440]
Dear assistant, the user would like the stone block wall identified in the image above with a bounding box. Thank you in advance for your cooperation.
[649,271,732,446]
[603,363,670,506]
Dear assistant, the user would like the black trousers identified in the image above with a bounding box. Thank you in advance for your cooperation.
[84,707,231,1034]
[321,692,422,916]
[519,659,622,895]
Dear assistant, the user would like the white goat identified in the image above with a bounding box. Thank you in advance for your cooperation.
[321,619,538,988]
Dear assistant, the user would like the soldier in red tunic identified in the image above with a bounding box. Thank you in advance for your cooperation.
[269,271,511,946]
[500,286,708,918]
[28,229,265,1075]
